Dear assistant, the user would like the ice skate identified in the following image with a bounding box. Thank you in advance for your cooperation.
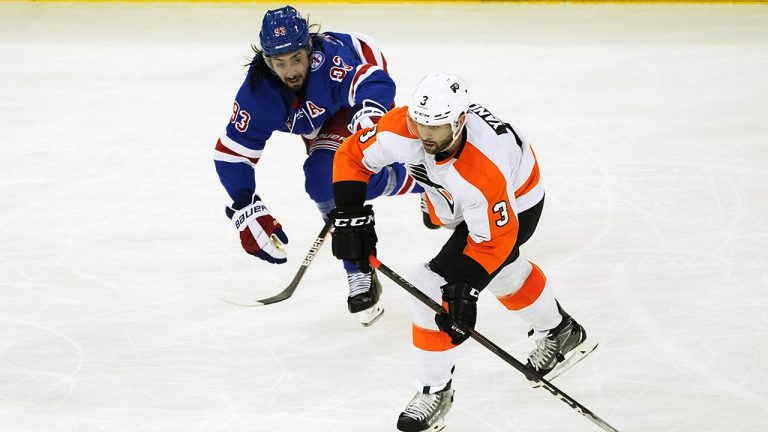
[397,384,454,432]
[346,269,384,327]
[420,193,440,230]
[525,303,597,387]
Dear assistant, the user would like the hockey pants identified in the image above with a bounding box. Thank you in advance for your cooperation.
[407,198,563,393]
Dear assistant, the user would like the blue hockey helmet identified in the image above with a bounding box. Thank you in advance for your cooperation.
[259,6,310,57]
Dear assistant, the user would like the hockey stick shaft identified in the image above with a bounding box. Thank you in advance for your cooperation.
[253,220,333,305]
[369,255,620,432]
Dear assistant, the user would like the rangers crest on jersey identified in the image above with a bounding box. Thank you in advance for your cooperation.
[310,51,325,71]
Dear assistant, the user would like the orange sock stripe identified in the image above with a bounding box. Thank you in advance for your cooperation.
[497,262,546,310]
[412,323,455,352]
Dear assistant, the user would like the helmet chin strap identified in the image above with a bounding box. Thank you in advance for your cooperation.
[450,113,467,140]
[436,115,467,159]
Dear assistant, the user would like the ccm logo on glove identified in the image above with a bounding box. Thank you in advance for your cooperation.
[333,215,374,227]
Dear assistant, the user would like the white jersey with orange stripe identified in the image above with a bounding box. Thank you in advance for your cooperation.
[334,104,544,276]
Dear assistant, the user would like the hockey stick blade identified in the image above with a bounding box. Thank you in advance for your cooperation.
[369,255,621,432]
[220,220,333,307]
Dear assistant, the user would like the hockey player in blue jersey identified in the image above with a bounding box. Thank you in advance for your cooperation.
[213,6,422,325]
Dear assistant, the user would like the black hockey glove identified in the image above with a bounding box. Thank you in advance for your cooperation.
[435,282,479,345]
[329,205,377,272]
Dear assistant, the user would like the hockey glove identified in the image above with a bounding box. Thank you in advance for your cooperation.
[329,205,377,272]
[348,99,386,132]
[435,282,479,345]
[226,194,288,264]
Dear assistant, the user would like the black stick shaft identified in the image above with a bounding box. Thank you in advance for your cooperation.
[369,255,620,432]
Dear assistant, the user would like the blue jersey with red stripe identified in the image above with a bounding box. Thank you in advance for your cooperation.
[214,31,395,207]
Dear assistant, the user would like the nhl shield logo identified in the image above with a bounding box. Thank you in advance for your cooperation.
[310,51,325,71]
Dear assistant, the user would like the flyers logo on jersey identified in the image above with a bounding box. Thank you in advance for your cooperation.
[437,188,454,212]
[408,164,455,213]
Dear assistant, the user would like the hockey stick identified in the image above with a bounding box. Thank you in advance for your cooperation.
[369,255,621,432]
[221,220,333,307]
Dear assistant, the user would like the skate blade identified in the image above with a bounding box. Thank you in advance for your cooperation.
[431,417,447,431]
[358,304,384,327]
[396,417,445,432]
[429,418,446,432]
[531,340,598,388]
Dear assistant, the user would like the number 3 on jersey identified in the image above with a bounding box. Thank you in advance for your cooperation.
[359,125,378,143]
[492,200,510,227]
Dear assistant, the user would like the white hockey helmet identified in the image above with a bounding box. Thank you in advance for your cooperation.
[408,72,469,139]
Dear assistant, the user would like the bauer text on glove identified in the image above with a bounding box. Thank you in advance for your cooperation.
[226,194,289,264]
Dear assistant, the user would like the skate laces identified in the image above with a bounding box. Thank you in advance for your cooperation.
[402,392,440,421]
[529,336,558,370]
[347,272,371,297]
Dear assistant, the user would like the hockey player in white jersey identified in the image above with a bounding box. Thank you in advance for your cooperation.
[328,72,596,431]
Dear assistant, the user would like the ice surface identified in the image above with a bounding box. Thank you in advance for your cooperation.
[1,2,767,431]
